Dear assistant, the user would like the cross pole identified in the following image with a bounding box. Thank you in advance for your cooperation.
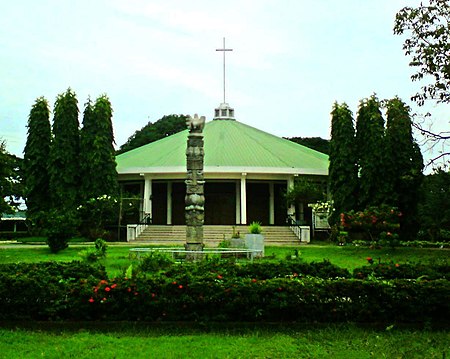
[216,37,233,103]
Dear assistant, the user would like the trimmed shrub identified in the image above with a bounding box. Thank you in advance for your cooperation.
[353,262,450,280]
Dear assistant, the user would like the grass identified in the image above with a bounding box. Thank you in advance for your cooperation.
[0,324,448,358]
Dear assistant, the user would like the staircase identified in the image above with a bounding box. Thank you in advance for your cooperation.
[134,225,302,247]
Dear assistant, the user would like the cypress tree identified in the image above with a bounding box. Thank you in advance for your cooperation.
[23,97,52,220]
[80,94,118,200]
[355,95,388,208]
[385,97,423,239]
[49,88,80,210]
[328,102,358,223]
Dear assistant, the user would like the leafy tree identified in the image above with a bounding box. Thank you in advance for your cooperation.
[355,95,388,208]
[23,97,52,219]
[328,102,358,224]
[385,98,424,239]
[48,88,80,211]
[286,137,330,154]
[117,114,187,154]
[394,0,450,164]
[418,169,450,239]
[0,142,21,214]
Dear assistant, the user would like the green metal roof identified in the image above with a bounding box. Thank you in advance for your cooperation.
[116,120,329,175]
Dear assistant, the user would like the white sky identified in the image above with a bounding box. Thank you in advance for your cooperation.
[1,0,448,166]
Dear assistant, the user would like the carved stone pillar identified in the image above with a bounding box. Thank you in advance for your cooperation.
[185,114,206,259]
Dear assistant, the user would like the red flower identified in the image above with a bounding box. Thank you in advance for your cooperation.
[395,263,400,267]
[172,281,177,285]
[111,284,117,289]
[100,280,108,285]
[251,279,257,283]
[127,287,132,292]
[217,275,223,280]
[178,285,183,289]
[88,297,95,303]
[105,287,111,292]
[151,293,156,298]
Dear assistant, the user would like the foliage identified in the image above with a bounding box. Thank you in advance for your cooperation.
[286,136,330,154]
[23,97,52,219]
[77,194,119,240]
[137,251,175,273]
[353,261,449,280]
[117,114,188,154]
[48,88,80,211]
[394,0,450,106]
[328,102,358,224]
[285,177,325,205]
[79,95,118,202]
[385,98,424,239]
[394,0,450,164]
[79,238,108,263]
[418,169,450,239]
[248,221,262,234]
[0,260,448,323]
[0,142,22,214]
[43,210,80,253]
[340,205,401,243]
[355,95,389,208]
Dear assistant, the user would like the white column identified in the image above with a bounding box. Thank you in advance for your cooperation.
[167,181,173,225]
[143,176,152,216]
[235,181,241,224]
[287,176,295,220]
[269,182,275,225]
[240,174,247,225]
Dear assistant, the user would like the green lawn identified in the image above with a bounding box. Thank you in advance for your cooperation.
[0,324,448,358]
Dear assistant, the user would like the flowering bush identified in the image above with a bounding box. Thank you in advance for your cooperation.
[0,261,448,323]
[340,205,401,243]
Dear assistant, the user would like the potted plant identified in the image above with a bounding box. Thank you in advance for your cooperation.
[245,221,264,257]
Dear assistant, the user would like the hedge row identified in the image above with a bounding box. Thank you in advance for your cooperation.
[0,262,448,323]
[160,258,449,281]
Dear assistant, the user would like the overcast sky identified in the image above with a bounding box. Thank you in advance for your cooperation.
[1,0,447,166]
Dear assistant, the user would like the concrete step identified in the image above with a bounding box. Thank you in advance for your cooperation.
[135,225,302,247]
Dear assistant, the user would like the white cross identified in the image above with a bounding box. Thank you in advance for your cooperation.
[216,38,233,103]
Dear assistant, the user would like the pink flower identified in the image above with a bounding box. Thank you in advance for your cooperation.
[88,297,95,303]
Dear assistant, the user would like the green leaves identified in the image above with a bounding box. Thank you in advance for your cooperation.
[329,102,358,223]
[23,97,51,217]
[117,114,188,154]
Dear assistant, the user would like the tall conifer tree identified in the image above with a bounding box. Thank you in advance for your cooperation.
[355,95,388,208]
[329,102,358,223]
[49,88,80,210]
[23,97,52,219]
[385,98,423,239]
[80,94,118,200]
